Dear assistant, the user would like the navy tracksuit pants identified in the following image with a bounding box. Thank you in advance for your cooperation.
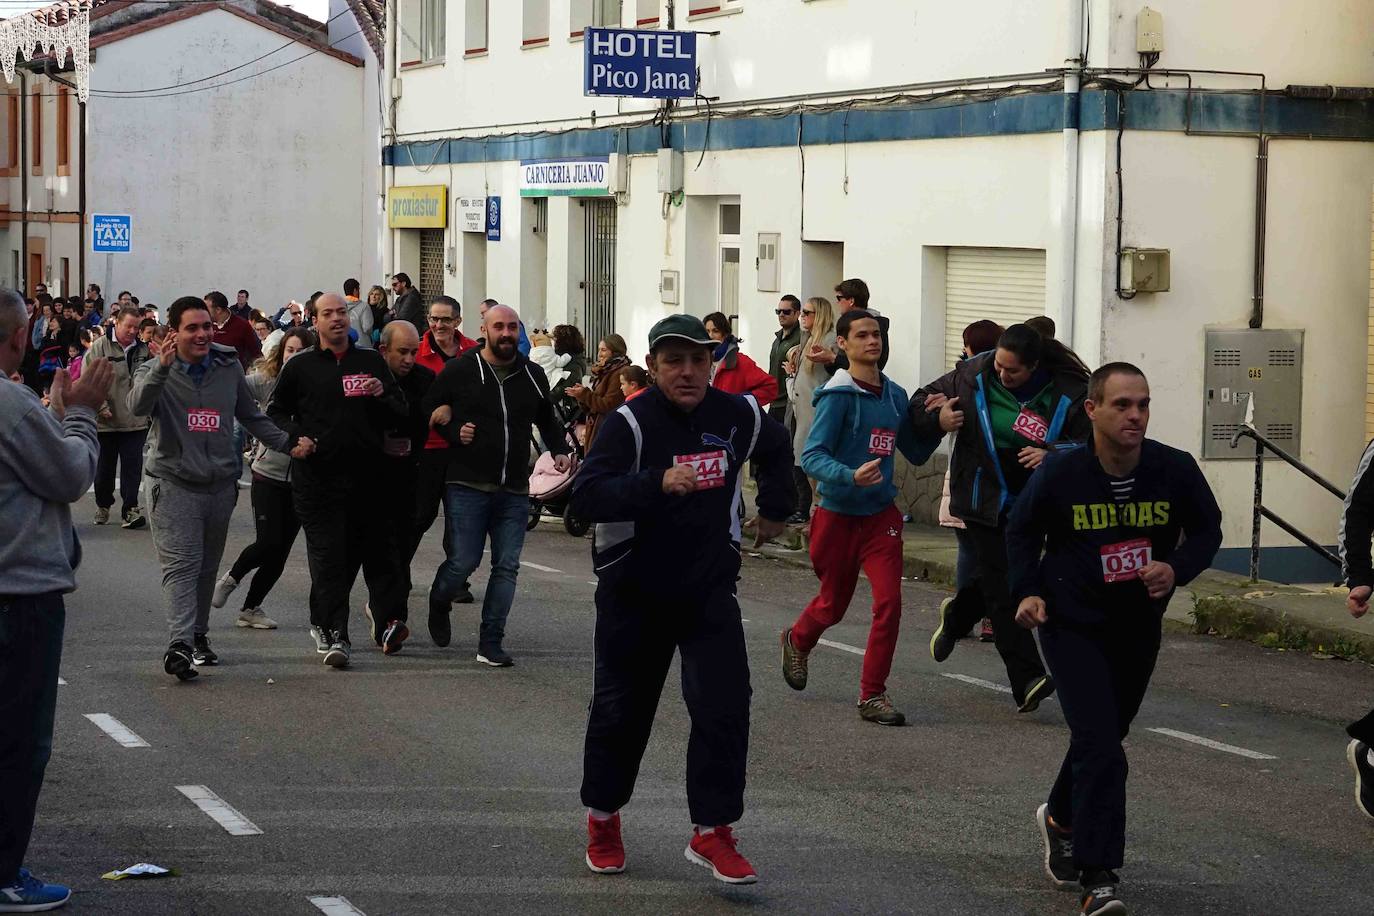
[581,578,751,827]
[1040,613,1161,872]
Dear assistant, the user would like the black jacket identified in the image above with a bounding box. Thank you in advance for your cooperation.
[1006,438,1223,625]
[909,351,1089,528]
[1340,439,1374,589]
[394,287,424,328]
[266,343,407,476]
[423,349,568,488]
[382,364,436,464]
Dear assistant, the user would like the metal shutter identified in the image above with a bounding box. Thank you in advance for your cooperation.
[419,229,445,304]
[945,247,1048,368]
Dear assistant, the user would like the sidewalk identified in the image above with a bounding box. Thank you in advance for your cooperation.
[755,519,1374,665]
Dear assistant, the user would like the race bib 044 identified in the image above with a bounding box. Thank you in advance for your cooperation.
[674,450,728,490]
[186,408,220,433]
[868,428,895,457]
[342,373,373,397]
[1101,538,1152,583]
[1011,407,1049,445]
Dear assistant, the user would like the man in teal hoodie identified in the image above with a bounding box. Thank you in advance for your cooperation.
[780,310,935,725]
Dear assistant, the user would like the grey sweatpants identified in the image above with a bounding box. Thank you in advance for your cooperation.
[145,476,238,646]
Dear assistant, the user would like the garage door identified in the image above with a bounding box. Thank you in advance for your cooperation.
[944,247,1048,369]
[419,229,446,304]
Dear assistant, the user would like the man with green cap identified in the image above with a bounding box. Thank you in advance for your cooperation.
[570,313,795,886]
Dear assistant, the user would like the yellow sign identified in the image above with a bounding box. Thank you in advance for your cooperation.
[387,185,447,228]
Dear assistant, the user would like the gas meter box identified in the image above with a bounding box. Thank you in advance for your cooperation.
[1201,328,1303,459]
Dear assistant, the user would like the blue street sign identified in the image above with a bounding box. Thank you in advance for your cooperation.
[583,27,697,100]
[486,196,501,242]
[92,213,132,254]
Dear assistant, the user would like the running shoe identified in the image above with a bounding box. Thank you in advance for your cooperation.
[163,642,198,681]
[382,620,409,656]
[585,813,626,874]
[1079,870,1127,915]
[0,868,71,912]
[780,627,808,691]
[685,826,757,885]
[929,596,959,663]
[1348,739,1374,820]
[191,635,219,666]
[310,626,332,655]
[211,573,239,609]
[93,506,109,526]
[979,617,995,642]
[452,586,475,605]
[428,597,452,647]
[1036,803,1078,890]
[857,693,906,727]
[363,603,384,646]
[121,506,146,530]
[1018,674,1056,713]
[476,646,514,668]
[324,638,351,668]
[236,607,278,629]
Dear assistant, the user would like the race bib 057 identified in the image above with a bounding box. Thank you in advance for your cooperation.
[1100,538,1152,583]
[342,374,372,397]
[674,450,728,490]
[186,408,220,433]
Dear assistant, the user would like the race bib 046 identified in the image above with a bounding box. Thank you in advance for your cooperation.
[186,408,220,433]
[1101,538,1152,583]
[1011,407,1049,445]
[342,373,373,397]
[674,450,728,490]
[868,428,895,457]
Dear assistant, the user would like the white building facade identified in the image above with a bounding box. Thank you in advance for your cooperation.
[383,0,1374,581]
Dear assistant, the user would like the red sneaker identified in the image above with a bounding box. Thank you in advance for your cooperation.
[979,618,995,642]
[685,826,758,884]
[382,620,409,655]
[585,813,625,874]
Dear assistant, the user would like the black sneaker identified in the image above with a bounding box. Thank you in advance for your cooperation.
[310,625,332,654]
[324,638,351,668]
[163,642,198,681]
[428,597,452,647]
[192,635,219,666]
[929,596,959,663]
[452,586,475,605]
[476,646,514,667]
[1348,739,1374,820]
[363,603,384,646]
[382,619,409,656]
[1018,674,1056,713]
[1036,803,1077,890]
[1079,871,1126,915]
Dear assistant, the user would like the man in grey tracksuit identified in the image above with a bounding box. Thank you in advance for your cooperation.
[130,296,308,680]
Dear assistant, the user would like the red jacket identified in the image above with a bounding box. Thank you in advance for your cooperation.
[213,313,262,369]
[416,329,478,449]
[711,342,778,406]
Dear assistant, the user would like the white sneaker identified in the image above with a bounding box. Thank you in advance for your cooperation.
[211,573,239,609]
[93,506,109,525]
[236,607,278,629]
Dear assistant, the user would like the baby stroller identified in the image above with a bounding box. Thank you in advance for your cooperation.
[528,400,589,537]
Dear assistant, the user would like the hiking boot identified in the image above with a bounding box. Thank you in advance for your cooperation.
[236,607,278,629]
[585,813,626,874]
[476,646,514,668]
[211,573,239,609]
[1348,739,1374,820]
[121,506,146,530]
[382,620,410,656]
[93,506,109,525]
[1037,803,1078,890]
[428,597,452,647]
[363,603,384,646]
[1018,674,1056,713]
[1080,870,1127,915]
[192,635,218,666]
[857,693,906,726]
[685,826,757,885]
[930,596,959,663]
[324,638,351,668]
[979,617,995,642]
[310,626,332,655]
[163,642,198,681]
[780,627,808,691]
[0,868,71,912]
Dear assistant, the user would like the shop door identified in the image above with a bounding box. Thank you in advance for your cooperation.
[582,198,617,350]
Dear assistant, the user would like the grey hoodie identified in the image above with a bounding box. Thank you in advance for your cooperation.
[129,343,291,490]
[245,369,291,483]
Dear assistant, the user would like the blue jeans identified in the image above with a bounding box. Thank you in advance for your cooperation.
[0,593,65,885]
[431,486,528,650]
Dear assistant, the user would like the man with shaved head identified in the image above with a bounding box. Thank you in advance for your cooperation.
[268,292,408,667]
[423,303,569,666]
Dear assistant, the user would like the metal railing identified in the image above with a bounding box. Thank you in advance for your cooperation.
[1230,425,1345,582]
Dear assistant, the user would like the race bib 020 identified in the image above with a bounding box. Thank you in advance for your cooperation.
[868,428,895,457]
[1100,538,1152,583]
[1011,407,1049,445]
[342,373,373,397]
[186,408,220,433]
[674,450,728,490]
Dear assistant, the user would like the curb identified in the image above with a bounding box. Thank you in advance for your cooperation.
[1191,593,1374,665]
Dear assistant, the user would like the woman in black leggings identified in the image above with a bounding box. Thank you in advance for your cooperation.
[211,327,315,627]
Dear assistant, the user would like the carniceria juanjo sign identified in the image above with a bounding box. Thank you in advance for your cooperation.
[387,185,447,228]
[519,158,610,197]
[583,27,697,99]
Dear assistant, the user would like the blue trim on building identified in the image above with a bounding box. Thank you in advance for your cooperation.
[384,89,1374,167]
[1212,546,1342,585]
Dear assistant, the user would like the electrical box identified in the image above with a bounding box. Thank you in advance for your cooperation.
[607,151,628,194]
[1202,328,1303,460]
[659,269,680,305]
[756,232,780,292]
[1136,7,1164,53]
[1120,248,1170,293]
[657,148,684,194]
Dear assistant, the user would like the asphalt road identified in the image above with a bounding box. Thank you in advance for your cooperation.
[27,496,1374,915]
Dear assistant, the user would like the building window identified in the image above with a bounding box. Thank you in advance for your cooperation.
[635,0,659,26]
[400,0,446,65]
[522,0,549,46]
[30,91,41,176]
[688,0,741,18]
[56,87,70,177]
[2,92,17,177]
[570,0,621,38]
[465,0,488,55]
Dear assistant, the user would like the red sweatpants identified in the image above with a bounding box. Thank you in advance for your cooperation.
[790,504,904,700]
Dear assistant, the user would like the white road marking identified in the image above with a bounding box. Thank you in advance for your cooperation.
[57,677,67,685]
[817,638,865,656]
[175,785,263,836]
[521,561,563,574]
[1146,727,1277,761]
[83,713,149,748]
[941,673,1014,695]
[309,896,366,915]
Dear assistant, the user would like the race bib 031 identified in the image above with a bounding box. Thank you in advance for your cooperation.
[674,450,728,490]
[186,408,220,433]
[868,428,895,457]
[342,373,373,397]
[1100,538,1152,583]
[1012,407,1049,445]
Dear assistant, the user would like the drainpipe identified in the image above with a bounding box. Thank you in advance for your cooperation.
[19,70,27,295]
[382,0,397,282]
[1249,132,1269,328]
[1057,0,1083,351]
[78,96,85,296]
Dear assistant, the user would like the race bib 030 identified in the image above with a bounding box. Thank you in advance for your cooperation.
[868,428,895,457]
[186,408,220,433]
[342,373,373,397]
[674,450,728,490]
[1100,538,1152,583]
[1012,407,1049,445]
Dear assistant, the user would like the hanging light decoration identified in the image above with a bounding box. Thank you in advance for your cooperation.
[0,1,91,102]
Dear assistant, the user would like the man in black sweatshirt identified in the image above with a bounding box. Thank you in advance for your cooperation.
[1337,440,1374,821]
[1006,362,1222,916]
[422,304,569,666]
[267,293,407,668]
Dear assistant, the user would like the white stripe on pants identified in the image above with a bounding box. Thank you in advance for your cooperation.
[145,477,238,646]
